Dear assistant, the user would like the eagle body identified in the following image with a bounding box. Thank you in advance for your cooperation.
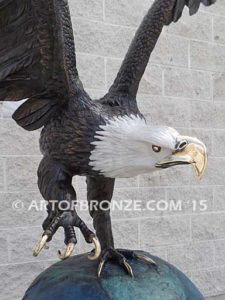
[39,97,102,176]
[0,0,215,274]
[39,93,140,176]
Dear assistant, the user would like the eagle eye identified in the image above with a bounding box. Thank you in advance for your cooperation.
[152,145,161,153]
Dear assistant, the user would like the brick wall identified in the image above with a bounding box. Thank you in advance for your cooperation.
[0,0,225,299]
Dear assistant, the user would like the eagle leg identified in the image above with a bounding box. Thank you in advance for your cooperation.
[86,176,133,276]
[33,157,101,260]
[87,176,115,251]
[86,176,158,277]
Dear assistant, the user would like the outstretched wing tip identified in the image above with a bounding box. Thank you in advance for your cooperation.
[173,0,217,23]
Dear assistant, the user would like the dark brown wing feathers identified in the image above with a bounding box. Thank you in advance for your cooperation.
[0,0,80,130]
[104,0,216,105]
[12,97,59,131]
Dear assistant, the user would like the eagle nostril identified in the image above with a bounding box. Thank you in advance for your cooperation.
[176,140,188,151]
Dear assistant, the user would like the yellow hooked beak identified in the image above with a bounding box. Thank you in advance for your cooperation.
[155,141,208,180]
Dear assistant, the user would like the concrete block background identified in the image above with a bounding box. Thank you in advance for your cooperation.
[0,0,225,299]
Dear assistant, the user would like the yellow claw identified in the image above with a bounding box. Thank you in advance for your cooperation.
[88,236,101,261]
[136,254,157,266]
[33,235,48,257]
[123,259,134,277]
[58,243,75,260]
[98,260,105,277]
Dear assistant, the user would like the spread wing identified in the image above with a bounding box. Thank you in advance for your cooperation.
[0,0,84,130]
[102,0,216,106]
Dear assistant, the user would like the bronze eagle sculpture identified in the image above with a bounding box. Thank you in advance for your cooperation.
[0,0,215,277]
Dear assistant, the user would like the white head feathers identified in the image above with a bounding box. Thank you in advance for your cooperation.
[89,115,180,178]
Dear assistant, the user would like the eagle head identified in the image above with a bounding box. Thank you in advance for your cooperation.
[90,115,207,179]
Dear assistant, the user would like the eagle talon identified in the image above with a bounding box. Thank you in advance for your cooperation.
[98,260,106,277]
[136,254,157,266]
[97,255,133,278]
[97,248,134,277]
[88,236,101,261]
[58,242,75,260]
[33,235,49,257]
[123,259,134,277]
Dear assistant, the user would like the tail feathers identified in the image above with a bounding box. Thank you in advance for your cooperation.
[12,98,58,131]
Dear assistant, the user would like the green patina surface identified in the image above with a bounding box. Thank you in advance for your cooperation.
[23,251,204,300]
